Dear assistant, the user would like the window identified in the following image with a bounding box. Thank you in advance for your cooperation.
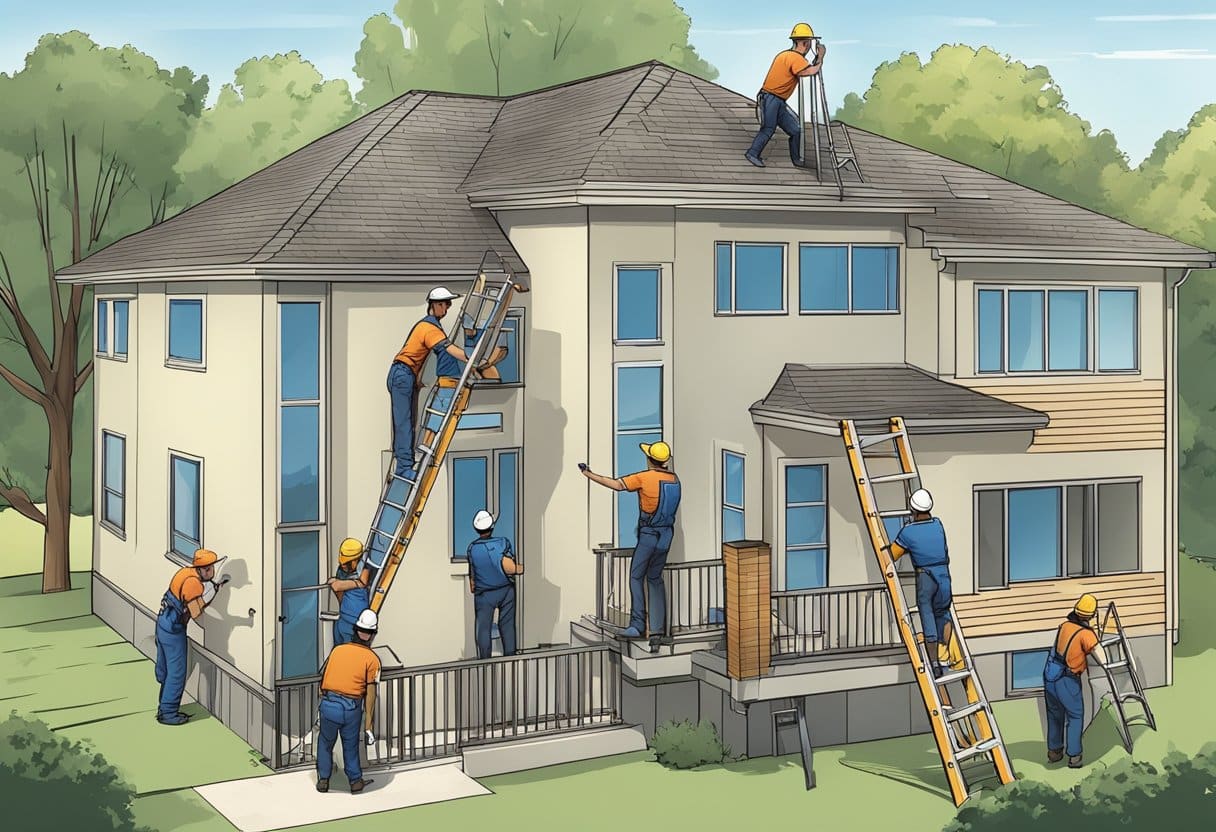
[96,299,130,359]
[616,267,661,342]
[799,245,899,313]
[721,451,745,544]
[458,412,503,431]
[1010,648,1049,693]
[97,300,108,353]
[975,286,1139,375]
[450,449,519,561]
[169,454,202,556]
[280,530,320,678]
[784,464,828,590]
[101,431,125,534]
[279,303,321,524]
[474,308,524,386]
[614,364,663,547]
[167,297,204,365]
[715,242,786,314]
[976,479,1141,588]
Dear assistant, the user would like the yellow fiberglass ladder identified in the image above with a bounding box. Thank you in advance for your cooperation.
[361,252,525,614]
[841,417,1016,807]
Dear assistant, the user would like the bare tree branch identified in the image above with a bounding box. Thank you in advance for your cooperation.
[74,357,93,393]
[485,10,503,96]
[0,470,47,526]
[0,250,54,379]
[0,359,50,406]
[554,6,584,61]
[65,125,82,263]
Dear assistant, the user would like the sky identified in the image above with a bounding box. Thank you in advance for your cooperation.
[3,0,1216,164]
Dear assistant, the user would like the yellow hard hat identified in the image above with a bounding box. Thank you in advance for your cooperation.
[1074,593,1098,619]
[338,538,364,564]
[790,22,815,40]
[193,548,220,568]
[640,441,672,464]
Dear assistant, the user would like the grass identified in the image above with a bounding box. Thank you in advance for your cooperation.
[0,505,93,579]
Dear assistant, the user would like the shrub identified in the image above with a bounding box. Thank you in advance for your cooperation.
[650,719,731,769]
[0,712,146,832]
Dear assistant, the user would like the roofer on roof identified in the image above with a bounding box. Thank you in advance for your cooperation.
[746,22,827,168]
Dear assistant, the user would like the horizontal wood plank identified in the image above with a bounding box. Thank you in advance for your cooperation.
[956,573,1165,638]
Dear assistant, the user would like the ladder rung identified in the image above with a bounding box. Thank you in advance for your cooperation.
[859,431,903,449]
[879,509,912,518]
[935,668,974,686]
[955,738,1002,762]
[944,701,987,722]
[1100,636,1120,647]
[1106,660,1129,670]
[869,472,918,485]
[379,499,409,513]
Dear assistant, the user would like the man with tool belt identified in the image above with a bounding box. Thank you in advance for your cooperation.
[1043,593,1108,768]
[745,22,827,168]
[327,538,371,646]
[155,548,228,725]
[888,489,954,678]
[316,609,381,794]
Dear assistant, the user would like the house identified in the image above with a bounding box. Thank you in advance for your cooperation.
[60,62,1213,771]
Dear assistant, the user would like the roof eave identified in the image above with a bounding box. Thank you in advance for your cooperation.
[56,261,529,285]
[749,405,1048,435]
[929,245,1215,269]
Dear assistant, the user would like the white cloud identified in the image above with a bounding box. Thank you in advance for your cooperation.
[1089,48,1216,60]
[945,17,1033,28]
[144,14,360,32]
[1096,14,1216,23]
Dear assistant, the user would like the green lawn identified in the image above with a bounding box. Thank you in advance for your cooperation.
[2,552,1214,832]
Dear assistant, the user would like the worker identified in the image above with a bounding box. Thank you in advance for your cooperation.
[418,317,509,439]
[581,441,681,639]
[467,510,524,659]
[460,311,510,382]
[316,608,381,794]
[387,287,480,478]
[888,489,953,678]
[327,538,370,646]
[745,22,827,168]
[155,548,227,725]
[1043,593,1107,769]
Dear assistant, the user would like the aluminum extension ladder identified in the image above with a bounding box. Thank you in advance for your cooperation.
[361,252,525,614]
[796,43,864,200]
[1096,601,1158,751]
[841,417,1017,807]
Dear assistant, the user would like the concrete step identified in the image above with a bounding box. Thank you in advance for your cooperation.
[461,724,647,778]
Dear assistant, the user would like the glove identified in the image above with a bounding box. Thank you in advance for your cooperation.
[365,730,375,746]
[202,581,218,605]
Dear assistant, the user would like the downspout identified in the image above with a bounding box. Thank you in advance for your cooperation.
[1169,268,1194,657]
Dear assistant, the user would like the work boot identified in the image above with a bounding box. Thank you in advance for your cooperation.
[1068,755,1083,769]
[316,779,329,793]
[350,778,373,794]
[791,157,810,168]
[617,625,644,639]
[745,152,765,168]
[156,713,189,726]
[1047,748,1064,764]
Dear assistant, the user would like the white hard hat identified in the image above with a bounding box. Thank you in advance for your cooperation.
[355,609,378,632]
[473,510,495,532]
[427,286,461,303]
[909,489,934,513]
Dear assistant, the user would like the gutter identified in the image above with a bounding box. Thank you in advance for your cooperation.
[1170,267,1196,651]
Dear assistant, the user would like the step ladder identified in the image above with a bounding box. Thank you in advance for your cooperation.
[1096,601,1157,752]
[796,42,864,200]
[841,416,1016,807]
[361,252,525,614]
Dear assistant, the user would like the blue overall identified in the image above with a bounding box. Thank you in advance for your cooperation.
[893,518,953,645]
[1044,624,1089,757]
[748,89,803,163]
[630,479,682,635]
[388,315,453,478]
[468,537,517,659]
[154,588,190,722]
[332,566,370,647]
[317,692,364,785]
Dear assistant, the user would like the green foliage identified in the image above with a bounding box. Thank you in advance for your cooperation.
[0,712,146,832]
[354,0,717,108]
[650,719,731,769]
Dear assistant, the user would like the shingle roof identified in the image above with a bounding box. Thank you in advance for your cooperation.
[751,365,1049,434]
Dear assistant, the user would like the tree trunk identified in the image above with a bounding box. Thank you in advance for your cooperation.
[41,397,74,594]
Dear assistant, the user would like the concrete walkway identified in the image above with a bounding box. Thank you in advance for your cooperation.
[194,763,490,832]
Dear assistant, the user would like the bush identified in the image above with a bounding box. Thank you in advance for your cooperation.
[943,742,1216,831]
[650,719,731,769]
[0,712,146,832]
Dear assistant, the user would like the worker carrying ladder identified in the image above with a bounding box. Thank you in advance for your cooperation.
[359,252,526,614]
[1096,601,1158,752]
[841,417,1016,807]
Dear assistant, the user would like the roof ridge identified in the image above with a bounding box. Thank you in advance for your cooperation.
[580,65,677,182]
[250,93,426,263]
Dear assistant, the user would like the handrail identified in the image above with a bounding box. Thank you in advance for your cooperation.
[771,582,887,598]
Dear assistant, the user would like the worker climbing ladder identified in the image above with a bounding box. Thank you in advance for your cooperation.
[841,417,1017,807]
[1096,601,1158,752]
[796,38,863,200]
[360,253,524,614]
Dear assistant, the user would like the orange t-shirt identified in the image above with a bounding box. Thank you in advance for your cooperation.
[168,567,205,604]
[321,642,382,698]
[393,319,448,374]
[1055,621,1099,675]
[621,469,678,515]
[761,50,811,99]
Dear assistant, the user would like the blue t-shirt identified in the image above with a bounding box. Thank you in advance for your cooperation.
[468,536,513,591]
[423,314,464,379]
[893,518,949,568]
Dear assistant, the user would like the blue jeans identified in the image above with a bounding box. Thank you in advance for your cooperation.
[748,91,802,162]
[1045,673,1085,757]
[318,693,364,784]
[387,361,418,478]
[630,525,673,634]
[154,611,188,721]
[424,384,456,434]
[474,585,517,659]
[915,565,953,644]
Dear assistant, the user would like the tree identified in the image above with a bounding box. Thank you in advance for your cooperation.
[0,32,205,592]
[173,52,359,208]
[353,0,717,109]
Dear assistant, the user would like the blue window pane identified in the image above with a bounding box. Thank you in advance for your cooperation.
[852,247,899,312]
[785,505,827,547]
[281,591,319,678]
[723,507,745,543]
[452,456,488,559]
[104,493,124,528]
[171,456,201,554]
[104,434,124,492]
[280,303,320,401]
[113,301,129,357]
[1098,289,1137,371]
[499,316,521,384]
[281,530,319,590]
[977,290,1004,372]
[458,412,504,430]
[1008,487,1061,581]
[97,300,109,353]
[616,268,660,341]
[715,243,732,313]
[786,549,827,590]
[168,299,203,362]
[616,430,661,547]
[734,245,784,312]
[786,465,825,504]
[280,405,319,523]
[723,451,744,508]
[799,246,847,312]
[1008,290,1044,372]
[498,451,519,556]
[1048,291,1088,371]
[616,366,662,431]
[1011,649,1049,690]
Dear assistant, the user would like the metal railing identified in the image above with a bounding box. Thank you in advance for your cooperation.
[274,644,621,770]
[594,547,725,636]
[770,584,900,659]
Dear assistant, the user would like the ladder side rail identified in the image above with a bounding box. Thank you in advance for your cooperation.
[1105,602,1157,731]
[946,599,1017,784]
[815,71,845,200]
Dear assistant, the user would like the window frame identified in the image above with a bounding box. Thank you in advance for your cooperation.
[777,458,830,591]
[278,529,323,680]
[95,297,132,362]
[165,295,207,370]
[714,241,788,317]
[457,412,505,432]
[447,447,522,563]
[168,451,204,559]
[100,429,126,539]
[798,243,902,315]
[1096,288,1141,373]
[276,300,325,528]
[720,448,746,547]
[612,361,665,547]
[613,264,663,345]
[1007,648,1050,697]
[469,306,526,388]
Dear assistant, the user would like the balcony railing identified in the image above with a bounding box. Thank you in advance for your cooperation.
[594,547,724,636]
[770,584,900,659]
[274,644,621,770]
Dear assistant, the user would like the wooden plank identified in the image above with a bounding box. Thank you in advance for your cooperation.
[1036,426,1166,439]
[1030,442,1164,453]
[966,610,1165,638]
[1045,414,1165,427]
[959,599,1164,628]
[1033,432,1165,445]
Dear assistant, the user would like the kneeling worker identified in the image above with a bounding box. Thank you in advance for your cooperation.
[888,489,954,678]
[327,538,371,646]
[155,548,227,725]
[1043,593,1107,769]
[468,510,523,659]
[317,609,381,794]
